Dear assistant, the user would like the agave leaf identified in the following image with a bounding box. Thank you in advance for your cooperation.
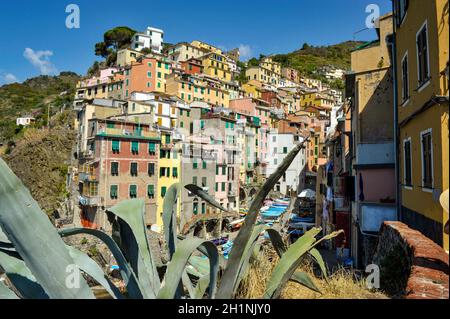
[59,228,144,299]
[158,238,219,299]
[233,225,266,294]
[263,227,321,299]
[0,226,11,244]
[107,199,160,298]
[162,183,180,259]
[290,271,321,294]
[184,184,227,212]
[0,250,49,299]
[66,246,124,299]
[216,136,309,298]
[0,159,94,299]
[0,280,19,299]
[266,229,288,257]
[181,271,195,298]
[309,248,329,280]
[193,275,210,299]
[187,256,210,277]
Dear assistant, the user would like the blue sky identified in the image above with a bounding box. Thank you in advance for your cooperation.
[0,0,392,85]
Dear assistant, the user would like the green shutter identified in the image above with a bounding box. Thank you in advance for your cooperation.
[110,185,118,198]
[107,123,115,129]
[161,187,167,198]
[149,143,156,153]
[193,161,198,169]
[222,166,226,175]
[215,183,218,192]
[173,167,178,178]
[148,185,154,198]
[166,135,171,144]
[216,165,219,175]
[222,183,226,192]
[202,203,206,214]
[130,185,137,197]
[132,141,139,153]
[112,140,120,152]
[193,203,198,215]
[202,161,207,169]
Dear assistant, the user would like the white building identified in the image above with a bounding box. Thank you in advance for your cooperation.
[266,131,306,195]
[16,117,35,126]
[131,26,164,54]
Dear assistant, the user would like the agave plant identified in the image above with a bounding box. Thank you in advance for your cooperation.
[0,136,342,299]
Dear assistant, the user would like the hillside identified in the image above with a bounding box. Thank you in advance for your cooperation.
[0,72,80,143]
[272,41,365,76]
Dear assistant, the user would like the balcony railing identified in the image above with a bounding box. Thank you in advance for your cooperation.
[79,150,95,160]
[95,127,160,140]
[79,195,102,207]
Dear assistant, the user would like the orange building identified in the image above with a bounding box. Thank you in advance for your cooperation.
[123,57,171,98]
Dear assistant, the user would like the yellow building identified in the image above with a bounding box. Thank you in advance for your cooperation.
[199,52,232,82]
[166,74,230,107]
[246,66,280,86]
[156,129,181,228]
[155,58,172,93]
[394,0,449,250]
[191,40,223,55]
[300,91,334,110]
[260,56,282,76]
[116,48,143,67]
[242,80,263,99]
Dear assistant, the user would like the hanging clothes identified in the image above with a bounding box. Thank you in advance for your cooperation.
[326,186,333,202]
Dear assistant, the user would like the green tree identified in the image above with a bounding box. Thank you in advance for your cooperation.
[94,26,137,65]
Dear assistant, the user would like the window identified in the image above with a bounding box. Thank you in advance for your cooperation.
[395,0,408,26]
[283,147,288,154]
[110,185,118,200]
[417,22,430,86]
[173,167,178,178]
[403,138,412,187]
[131,141,139,154]
[202,177,207,187]
[165,135,171,144]
[130,163,138,176]
[148,163,155,177]
[193,202,199,215]
[221,182,226,192]
[161,187,167,198]
[222,166,226,175]
[129,185,137,199]
[147,185,155,199]
[149,143,156,155]
[147,71,152,78]
[158,72,162,79]
[112,140,120,153]
[111,162,119,176]
[193,176,198,185]
[201,203,206,214]
[202,161,207,169]
[401,53,409,103]
[421,130,433,190]
[107,123,115,129]
[193,160,198,169]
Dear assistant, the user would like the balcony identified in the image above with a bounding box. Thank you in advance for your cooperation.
[78,172,97,183]
[79,195,102,207]
[79,150,95,160]
[95,127,160,141]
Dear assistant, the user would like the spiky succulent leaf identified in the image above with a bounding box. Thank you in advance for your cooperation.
[290,271,321,293]
[216,137,309,298]
[0,280,19,299]
[0,251,49,299]
[266,229,288,257]
[59,228,144,299]
[233,225,266,294]
[309,248,329,280]
[263,227,321,299]
[107,199,160,298]
[0,159,94,299]
[66,246,124,299]
[158,238,219,299]
[162,183,180,258]
[193,275,210,299]
[184,184,227,212]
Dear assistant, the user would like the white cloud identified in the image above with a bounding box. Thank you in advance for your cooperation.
[23,48,58,75]
[0,73,18,84]
[238,44,253,60]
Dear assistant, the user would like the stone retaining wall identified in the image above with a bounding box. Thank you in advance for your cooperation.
[372,221,449,299]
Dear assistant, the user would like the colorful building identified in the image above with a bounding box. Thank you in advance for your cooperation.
[393,0,449,251]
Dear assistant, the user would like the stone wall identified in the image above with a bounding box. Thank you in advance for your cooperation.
[372,221,449,299]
